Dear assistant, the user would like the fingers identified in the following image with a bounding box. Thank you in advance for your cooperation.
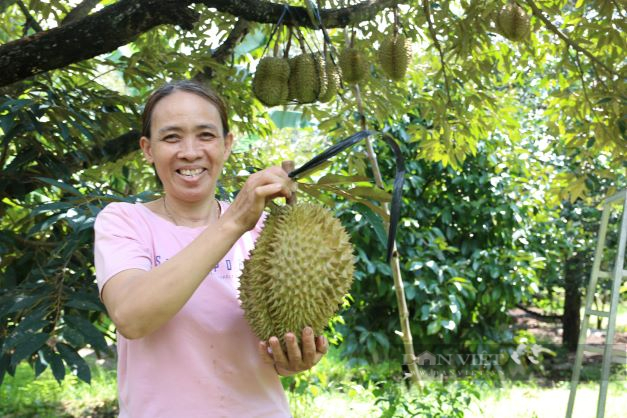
[257,341,275,366]
[224,166,297,232]
[315,334,329,355]
[268,336,289,370]
[300,327,316,367]
[252,167,296,199]
[261,328,328,376]
[284,332,303,368]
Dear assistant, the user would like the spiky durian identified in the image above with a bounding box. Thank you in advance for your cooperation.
[496,2,531,42]
[318,54,339,103]
[378,33,411,81]
[239,203,355,346]
[313,53,329,102]
[287,54,322,104]
[339,47,368,84]
[252,57,290,106]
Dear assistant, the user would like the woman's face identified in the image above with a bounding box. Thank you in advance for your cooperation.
[139,90,233,203]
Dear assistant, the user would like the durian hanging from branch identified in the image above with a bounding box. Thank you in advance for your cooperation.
[339,30,368,84]
[287,27,341,105]
[378,8,411,82]
[252,21,340,107]
[252,23,291,107]
[496,1,531,42]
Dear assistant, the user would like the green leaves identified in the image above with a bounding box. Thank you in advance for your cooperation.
[57,343,91,384]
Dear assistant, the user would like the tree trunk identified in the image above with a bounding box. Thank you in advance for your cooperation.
[562,253,584,352]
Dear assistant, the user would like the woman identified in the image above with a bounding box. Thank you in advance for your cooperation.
[94,80,327,417]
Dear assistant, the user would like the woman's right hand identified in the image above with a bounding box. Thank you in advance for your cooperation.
[222,166,297,234]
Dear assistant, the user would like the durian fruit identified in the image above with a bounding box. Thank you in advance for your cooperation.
[496,1,531,42]
[378,33,411,81]
[287,53,323,104]
[318,54,339,103]
[252,56,290,106]
[339,47,368,84]
[313,53,329,102]
[239,203,355,346]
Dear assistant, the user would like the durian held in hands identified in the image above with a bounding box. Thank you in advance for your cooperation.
[238,203,355,346]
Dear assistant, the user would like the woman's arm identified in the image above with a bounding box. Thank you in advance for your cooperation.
[100,167,295,339]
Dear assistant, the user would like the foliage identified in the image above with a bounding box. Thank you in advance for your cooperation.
[335,131,547,363]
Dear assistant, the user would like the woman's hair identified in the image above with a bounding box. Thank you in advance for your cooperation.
[141,80,230,138]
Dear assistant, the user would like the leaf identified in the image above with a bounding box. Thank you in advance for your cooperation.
[40,346,65,383]
[57,343,91,384]
[64,315,109,352]
[0,352,10,386]
[34,177,82,196]
[34,355,48,378]
[372,332,390,350]
[64,297,105,312]
[353,203,387,248]
[346,186,392,202]
[291,160,333,180]
[317,174,370,185]
[0,295,41,317]
[427,321,442,335]
[10,332,49,367]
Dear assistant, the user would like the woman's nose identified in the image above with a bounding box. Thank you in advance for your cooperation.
[177,137,201,159]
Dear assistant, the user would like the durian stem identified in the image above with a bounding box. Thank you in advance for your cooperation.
[285,27,293,58]
[350,84,422,389]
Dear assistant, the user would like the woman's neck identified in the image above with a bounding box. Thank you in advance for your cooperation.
[161,194,220,227]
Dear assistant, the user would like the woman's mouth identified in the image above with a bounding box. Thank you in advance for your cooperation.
[177,168,206,179]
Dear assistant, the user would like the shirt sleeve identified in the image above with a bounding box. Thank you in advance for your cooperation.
[94,203,152,297]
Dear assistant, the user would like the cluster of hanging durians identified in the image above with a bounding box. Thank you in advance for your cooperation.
[252,19,412,107]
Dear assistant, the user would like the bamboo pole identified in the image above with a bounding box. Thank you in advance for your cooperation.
[352,85,421,387]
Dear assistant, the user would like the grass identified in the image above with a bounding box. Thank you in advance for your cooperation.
[0,360,118,418]
[466,381,627,418]
[1,345,625,417]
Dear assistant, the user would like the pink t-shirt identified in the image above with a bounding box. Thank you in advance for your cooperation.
[94,201,291,418]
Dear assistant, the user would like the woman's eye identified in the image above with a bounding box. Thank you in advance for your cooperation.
[163,135,179,142]
[200,132,216,140]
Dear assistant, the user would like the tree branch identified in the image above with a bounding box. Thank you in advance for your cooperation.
[0,0,401,87]
[16,0,43,34]
[524,0,618,78]
[2,19,251,202]
[194,18,250,83]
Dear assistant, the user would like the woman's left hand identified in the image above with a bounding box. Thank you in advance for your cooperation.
[258,327,328,376]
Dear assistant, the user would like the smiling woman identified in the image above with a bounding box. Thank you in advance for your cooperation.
[93,80,327,417]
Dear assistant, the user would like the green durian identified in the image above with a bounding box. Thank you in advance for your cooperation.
[378,33,411,81]
[339,47,368,84]
[496,2,531,42]
[318,54,339,103]
[252,57,290,106]
[239,203,355,346]
[313,53,329,102]
[287,53,321,104]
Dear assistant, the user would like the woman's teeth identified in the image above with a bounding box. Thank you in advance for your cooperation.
[179,168,204,177]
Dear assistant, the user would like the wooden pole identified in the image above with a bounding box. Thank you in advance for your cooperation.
[282,160,297,206]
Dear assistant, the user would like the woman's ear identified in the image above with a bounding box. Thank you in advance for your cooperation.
[223,132,234,159]
[139,136,154,163]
